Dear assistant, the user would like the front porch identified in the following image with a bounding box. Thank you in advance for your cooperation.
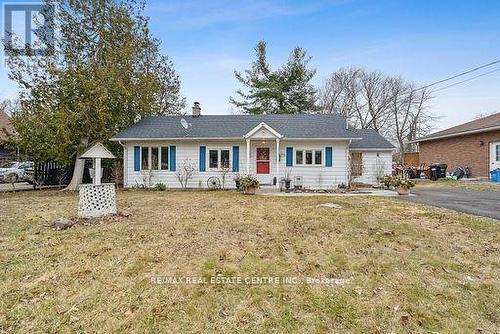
[244,122,283,187]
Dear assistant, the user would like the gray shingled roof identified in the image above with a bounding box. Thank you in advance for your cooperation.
[349,129,395,149]
[111,114,394,149]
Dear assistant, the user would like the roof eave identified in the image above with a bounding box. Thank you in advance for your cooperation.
[413,125,500,143]
[350,147,396,151]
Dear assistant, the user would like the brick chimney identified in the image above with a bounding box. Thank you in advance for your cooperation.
[192,102,201,117]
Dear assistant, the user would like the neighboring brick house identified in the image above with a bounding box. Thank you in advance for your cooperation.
[415,112,500,178]
[0,110,17,163]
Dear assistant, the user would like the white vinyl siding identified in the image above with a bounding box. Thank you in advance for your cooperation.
[124,139,352,189]
[352,151,392,184]
[125,141,244,189]
[278,141,349,189]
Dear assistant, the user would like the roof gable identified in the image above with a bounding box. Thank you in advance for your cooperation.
[244,122,283,139]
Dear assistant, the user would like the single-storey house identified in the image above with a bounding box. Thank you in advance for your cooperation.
[111,104,394,189]
[414,112,500,178]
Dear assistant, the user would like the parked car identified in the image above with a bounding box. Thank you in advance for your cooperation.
[0,161,34,183]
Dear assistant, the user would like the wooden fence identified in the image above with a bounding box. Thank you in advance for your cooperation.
[404,152,419,166]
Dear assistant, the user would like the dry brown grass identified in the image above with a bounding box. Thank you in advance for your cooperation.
[0,190,499,333]
[415,178,500,192]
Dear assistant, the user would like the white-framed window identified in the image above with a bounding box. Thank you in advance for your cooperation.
[295,149,322,166]
[141,146,169,171]
[208,148,231,169]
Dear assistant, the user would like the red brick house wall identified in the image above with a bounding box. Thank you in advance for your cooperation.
[419,130,500,177]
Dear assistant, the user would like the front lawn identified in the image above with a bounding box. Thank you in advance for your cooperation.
[1,190,499,333]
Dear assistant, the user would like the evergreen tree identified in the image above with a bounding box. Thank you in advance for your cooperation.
[230,40,317,114]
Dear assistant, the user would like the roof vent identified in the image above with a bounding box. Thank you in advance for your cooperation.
[192,102,201,117]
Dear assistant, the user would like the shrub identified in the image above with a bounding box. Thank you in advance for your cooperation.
[384,174,415,189]
[238,174,260,191]
[152,183,167,191]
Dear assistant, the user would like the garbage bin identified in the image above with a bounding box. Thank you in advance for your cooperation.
[428,163,447,180]
[490,169,500,183]
[437,163,447,178]
[429,164,438,181]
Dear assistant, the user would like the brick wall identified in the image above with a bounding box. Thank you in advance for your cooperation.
[419,130,500,177]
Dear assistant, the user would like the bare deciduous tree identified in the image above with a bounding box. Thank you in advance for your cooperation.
[387,79,435,162]
[110,161,123,187]
[218,161,231,190]
[319,67,393,133]
[319,67,435,162]
[405,88,436,154]
[175,159,196,190]
[140,169,153,188]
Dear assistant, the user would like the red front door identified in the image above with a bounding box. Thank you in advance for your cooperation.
[256,147,270,174]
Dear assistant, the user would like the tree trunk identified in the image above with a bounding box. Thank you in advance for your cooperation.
[64,138,89,191]
[399,140,405,164]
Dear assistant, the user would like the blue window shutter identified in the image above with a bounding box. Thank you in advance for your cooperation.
[325,147,333,167]
[169,145,176,171]
[199,146,206,172]
[134,146,140,171]
[286,147,293,167]
[232,146,239,172]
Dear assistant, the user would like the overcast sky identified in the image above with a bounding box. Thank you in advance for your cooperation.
[1,0,500,131]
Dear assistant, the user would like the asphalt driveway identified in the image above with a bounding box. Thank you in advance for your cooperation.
[401,187,500,220]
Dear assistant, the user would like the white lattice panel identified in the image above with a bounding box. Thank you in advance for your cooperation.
[78,184,117,218]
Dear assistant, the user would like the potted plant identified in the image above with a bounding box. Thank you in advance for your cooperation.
[388,174,416,195]
[233,174,241,190]
[239,174,260,195]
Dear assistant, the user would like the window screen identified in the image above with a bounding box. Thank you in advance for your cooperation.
[296,150,303,165]
[315,150,322,165]
[151,147,159,170]
[209,150,218,168]
[305,150,313,165]
[141,147,149,170]
[160,147,168,170]
[221,150,230,168]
